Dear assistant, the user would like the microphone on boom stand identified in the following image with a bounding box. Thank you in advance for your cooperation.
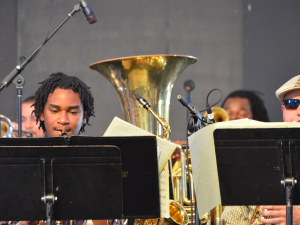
[183,80,195,122]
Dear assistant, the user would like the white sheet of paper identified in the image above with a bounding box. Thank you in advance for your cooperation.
[188,119,300,218]
[159,165,170,218]
[103,117,177,173]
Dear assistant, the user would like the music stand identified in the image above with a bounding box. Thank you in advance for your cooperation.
[0,144,123,224]
[213,128,300,225]
[0,135,160,222]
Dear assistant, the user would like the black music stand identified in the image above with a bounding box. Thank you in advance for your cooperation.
[0,135,160,222]
[213,128,300,225]
[0,144,123,223]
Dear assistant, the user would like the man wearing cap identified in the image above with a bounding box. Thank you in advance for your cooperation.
[260,75,300,225]
[222,75,300,225]
[276,75,300,122]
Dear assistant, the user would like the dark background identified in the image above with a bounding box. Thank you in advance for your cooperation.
[0,0,299,140]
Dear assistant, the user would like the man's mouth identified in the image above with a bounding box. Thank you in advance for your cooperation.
[54,128,71,133]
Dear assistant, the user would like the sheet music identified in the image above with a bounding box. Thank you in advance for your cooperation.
[188,119,300,218]
[159,164,170,218]
[103,117,177,173]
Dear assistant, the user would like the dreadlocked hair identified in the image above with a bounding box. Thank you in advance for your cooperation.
[221,90,270,122]
[32,72,95,133]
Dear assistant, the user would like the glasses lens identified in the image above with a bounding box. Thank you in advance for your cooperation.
[284,99,300,109]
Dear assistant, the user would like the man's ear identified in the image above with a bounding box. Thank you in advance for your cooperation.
[82,112,87,125]
[40,111,45,121]
[281,105,285,112]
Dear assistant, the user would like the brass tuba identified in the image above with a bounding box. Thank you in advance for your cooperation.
[89,55,197,223]
[89,55,197,136]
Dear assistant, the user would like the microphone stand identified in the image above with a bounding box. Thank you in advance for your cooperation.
[0,3,82,136]
[178,95,207,225]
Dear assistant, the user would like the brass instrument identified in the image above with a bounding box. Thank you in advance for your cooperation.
[135,201,189,225]
[0,114,13,137]
[203,107,229,123]
[249,206,270,225]
[60,130,68,137]
[89,55,196,224]
[89,55,196,137]
[134,94,189,225]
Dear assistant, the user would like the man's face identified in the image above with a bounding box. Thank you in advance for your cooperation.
[223,97,253,120]
[281,89,300,122]
[22,102,44,137]
[40,88,86,137]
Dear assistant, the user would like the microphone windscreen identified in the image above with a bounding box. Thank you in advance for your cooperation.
[184,80,195,92]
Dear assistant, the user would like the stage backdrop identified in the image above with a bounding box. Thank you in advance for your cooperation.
[243,0,300,122]
[1,0,248,140]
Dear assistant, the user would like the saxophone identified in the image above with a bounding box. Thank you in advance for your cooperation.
[249,206,270,225]
[134,95,189,225]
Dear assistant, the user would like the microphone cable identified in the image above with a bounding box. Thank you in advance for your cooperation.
[199,88,223,113]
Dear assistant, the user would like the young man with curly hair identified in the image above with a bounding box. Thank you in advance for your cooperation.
[32,72,95,137]
[16,72,103,225]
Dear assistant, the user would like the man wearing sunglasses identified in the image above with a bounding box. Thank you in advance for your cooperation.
[276,75,300,122]
[223,76,300,225]
[258,75,300,225]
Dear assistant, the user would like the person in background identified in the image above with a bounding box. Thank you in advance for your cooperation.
[221,90,270,122]
[173,90,270,161]
[11,96,45,138]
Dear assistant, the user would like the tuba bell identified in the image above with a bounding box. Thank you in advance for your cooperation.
[89,55,197,224]
[89,55,197,136]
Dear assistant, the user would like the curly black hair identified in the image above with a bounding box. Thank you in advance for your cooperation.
[221,90,270,122]
[32,72,95,133]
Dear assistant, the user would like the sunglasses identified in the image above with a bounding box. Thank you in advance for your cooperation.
[282,99,300,109]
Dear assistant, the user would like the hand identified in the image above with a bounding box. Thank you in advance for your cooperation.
[171,140,186,161]
[11,121,18,137]
[261,205,300,225]
[21,221,39,225]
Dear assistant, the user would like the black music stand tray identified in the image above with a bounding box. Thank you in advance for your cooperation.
[213,128,300,225]
[0,136,160,222]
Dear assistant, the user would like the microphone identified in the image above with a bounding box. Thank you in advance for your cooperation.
[183,80,195,93]
[206,107,216,124]
[177,95,207,124]
[79,0,97,24]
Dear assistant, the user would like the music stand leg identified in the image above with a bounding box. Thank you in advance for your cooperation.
[46,202,53,225]
[286,186,293,225]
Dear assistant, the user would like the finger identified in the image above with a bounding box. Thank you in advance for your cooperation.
[261,205,286,210]
[261,217,285,224]
[263,210,286,217]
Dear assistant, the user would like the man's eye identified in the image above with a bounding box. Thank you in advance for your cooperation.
[70,111,79,115]
[50,110,58,113]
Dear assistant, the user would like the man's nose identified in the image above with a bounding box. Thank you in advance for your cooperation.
[227,111,238,121]
[296,105,300,116]
[23,119,32,128]
[58,112,70,124]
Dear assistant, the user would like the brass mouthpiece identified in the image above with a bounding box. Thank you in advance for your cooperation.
[60,130,68,137]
